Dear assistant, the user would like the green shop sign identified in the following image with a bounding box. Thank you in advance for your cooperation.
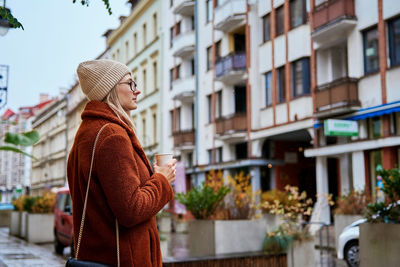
[324,119,358,137]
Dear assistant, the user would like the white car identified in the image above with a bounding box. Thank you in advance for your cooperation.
[337,219,366,267]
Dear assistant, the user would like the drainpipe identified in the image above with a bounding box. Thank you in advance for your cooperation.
[245,0,252,158]
[194,0,199,170]
[64,94,69,187]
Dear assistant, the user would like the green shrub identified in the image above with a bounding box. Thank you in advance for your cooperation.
[175,183,230,219]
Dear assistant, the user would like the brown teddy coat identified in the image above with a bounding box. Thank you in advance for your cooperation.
[67,101,173,266]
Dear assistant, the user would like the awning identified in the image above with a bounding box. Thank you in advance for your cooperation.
[314,100,400,129]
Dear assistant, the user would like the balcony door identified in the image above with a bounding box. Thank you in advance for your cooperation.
[234,86,246,114]
[234,34,246,52]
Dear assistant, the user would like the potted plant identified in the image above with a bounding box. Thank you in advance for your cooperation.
[10,195,26,236]
[261,189,291,232]
[262,185,315,267]
[360,165,400,267]
[23,192,56,243]
[333,190,369,249]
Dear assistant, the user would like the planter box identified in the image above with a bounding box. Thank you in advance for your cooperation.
[360,223,400,267]
[9,211,20,236]
[175,220,188,233]
[158,217,172,233]
[334,214,362,249]
[0,209,11,227]
[20,211,27,238]
[26,213,54,243]
[188,219,267,257]
[263,213,282,232]
[161,239,169,258]
[287,240,315,267]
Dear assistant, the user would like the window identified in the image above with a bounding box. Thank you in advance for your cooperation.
[153,13,157,39]
[276,5,284,36]
[191,58,195,76]
[170,110,174,134]
[153,62,157,90]
[187,152,193,168]
[142,69,147,95]
[176,64,181,79]
[388,16,400,67]
[265,72,272,106]
[290,0,307,28]
[363,27,379,74]
[206,46,212,70]
[191,16,195,30]
[170,0,173,7]
[170,27,174,48]
[207,149,213,164]
[235,142,248,160]
[207,94,212,123]
[153,113,157,144]
[277,66,286,103]
[133,33,137,55]
[125,41,129,61]
[215,40,222,59]
[176,21,181,36]
[292,58,310,97]
[143,23,147,47]
[369,117,382,139]
[206,0,212,23]
[191,103,195,129]
[216,91,222,118]
[142,117,146,145]
[263,14,271,42]
[169,68,174,89]
[116,49,120,61]
[216,147,223,163]
[177,107,181,131]
[234,86,246,113]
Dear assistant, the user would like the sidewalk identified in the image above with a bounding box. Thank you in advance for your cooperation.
[0,227,65,267]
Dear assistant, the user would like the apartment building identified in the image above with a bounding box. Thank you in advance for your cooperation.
[0,97,52,201]
[161,0,400,223]
[106,0,163,163]
[31,96,67,196]
[304,0,400,223]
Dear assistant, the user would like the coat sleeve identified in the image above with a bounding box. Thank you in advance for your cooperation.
[96,133,174,227]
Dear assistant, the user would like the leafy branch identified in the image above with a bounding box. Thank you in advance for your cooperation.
[0,7,24,30]
[0,130,39,160]
[72,0,112,15]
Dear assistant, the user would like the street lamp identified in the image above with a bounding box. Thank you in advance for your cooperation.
[0,0,13,37]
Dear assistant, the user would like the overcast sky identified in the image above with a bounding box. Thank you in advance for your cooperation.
[0,0,131,112]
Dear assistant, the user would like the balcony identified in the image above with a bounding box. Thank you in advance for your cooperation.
[173,129,195,151]
[172,31,195,58]
[173,0,194,16]
[215,52,247,85]
[314,77,360,118]
[214,0,246,33]
[172,76,195,103]
[215,113,247,143]
[311,0,357,48]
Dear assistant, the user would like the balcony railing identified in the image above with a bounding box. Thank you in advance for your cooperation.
[172,31,195,58]
[173,129,195,147]
[214,0,246,32]
[314,77,360,117]
[215,113,247,135]
[173,0,194,16]
[215,52,246,78]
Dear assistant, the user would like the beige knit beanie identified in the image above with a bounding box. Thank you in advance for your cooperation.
[77,59,131,101]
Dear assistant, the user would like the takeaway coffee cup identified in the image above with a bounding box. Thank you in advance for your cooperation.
[155,153,173,167]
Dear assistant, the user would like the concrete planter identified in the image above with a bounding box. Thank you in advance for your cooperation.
[158,216,172,233]
[263,213,282,232]
[360,223,400,267]
[334,214,363,249]
[160,239,169,258]
[0,209,11,227]
[287,239,315,267]
[188,219,267,257]
[174,220,188,233]
[20,211,27,238]
[9,211,20,236]
[25,213,54,243]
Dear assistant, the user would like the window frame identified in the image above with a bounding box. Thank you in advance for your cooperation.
[362,26,380,75]
[291,57,310,98]
[275,5,285,37]
[388,16,400,67]
[265,71,272,107]
[277,66,286,103]
[290,0,307,29]
[206,46,212,71]
[262,14,271,43]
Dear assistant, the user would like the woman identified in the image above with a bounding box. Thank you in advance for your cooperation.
[67,59,176,266]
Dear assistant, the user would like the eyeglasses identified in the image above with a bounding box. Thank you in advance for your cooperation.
[119,80,138,93]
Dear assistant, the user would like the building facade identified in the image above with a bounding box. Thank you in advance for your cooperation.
[107,0,163,163]
[31,97,67,196]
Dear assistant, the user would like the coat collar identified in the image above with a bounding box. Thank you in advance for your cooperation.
[82,101,153,175]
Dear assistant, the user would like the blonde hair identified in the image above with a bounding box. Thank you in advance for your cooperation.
[104,86,136,131]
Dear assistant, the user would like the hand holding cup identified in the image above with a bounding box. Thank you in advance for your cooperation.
[153,153,176,184]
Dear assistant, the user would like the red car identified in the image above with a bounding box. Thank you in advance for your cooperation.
[54,187,74,255]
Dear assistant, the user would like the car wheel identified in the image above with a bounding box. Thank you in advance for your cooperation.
[54,236,65,255]
[344,240,359,267]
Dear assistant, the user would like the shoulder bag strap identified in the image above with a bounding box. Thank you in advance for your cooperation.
[75,123,120,267]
